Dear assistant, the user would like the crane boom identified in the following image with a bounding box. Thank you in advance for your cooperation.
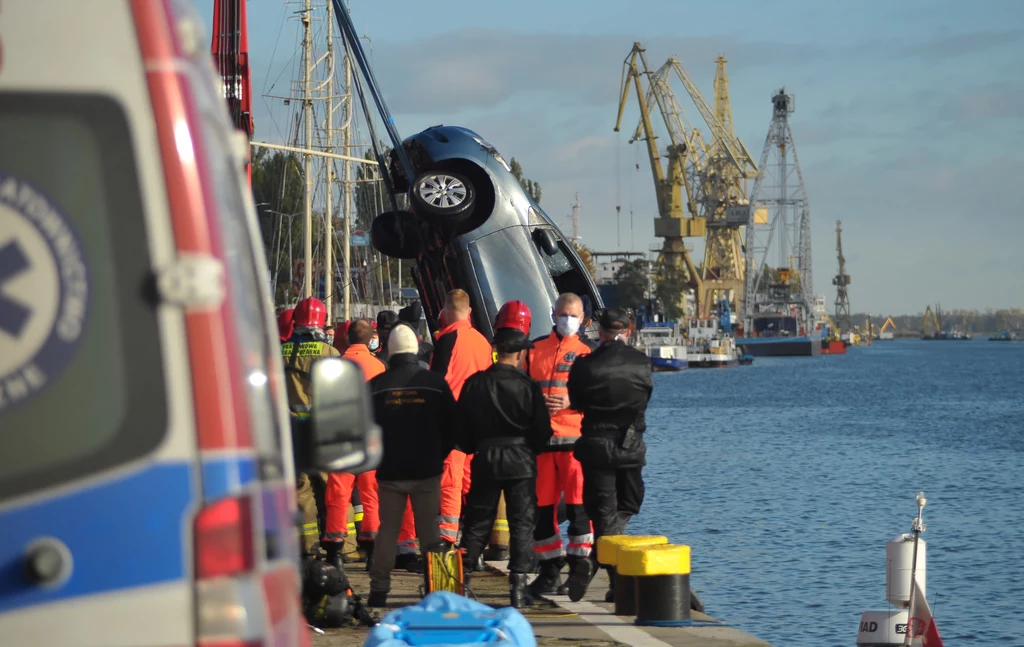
[211,0,254,186]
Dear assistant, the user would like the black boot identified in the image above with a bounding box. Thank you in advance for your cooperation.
[509,573,534,608]
[567,556,597,603]
[604,565,616,602]
[358,540,375,573]
[323,542,344,572]
[474,554,486,572]
[528,558,564,596]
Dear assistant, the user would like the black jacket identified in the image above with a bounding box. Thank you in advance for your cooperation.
[457,364,553,481]
[567,340,653,469]
[370,353,459,481]
[578,330,599,351]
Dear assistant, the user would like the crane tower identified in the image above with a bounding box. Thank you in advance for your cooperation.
[743,88,814,332]
[833,220,852,333]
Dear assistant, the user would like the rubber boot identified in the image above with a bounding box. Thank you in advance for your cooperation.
[358,540,375,573]
[323,542,345,572]
[604,566,615,602]
[529,558,564,597]
[567,556,597,603]
[509,573,534,609]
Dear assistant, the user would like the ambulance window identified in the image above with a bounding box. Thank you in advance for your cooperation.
[0,94,166,501]
[198,109,284,478]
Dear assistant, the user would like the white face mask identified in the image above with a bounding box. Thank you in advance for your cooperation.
[555,315,581,338]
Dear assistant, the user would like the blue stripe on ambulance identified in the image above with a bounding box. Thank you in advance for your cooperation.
[200,454,257,500]
[0,463,193,614]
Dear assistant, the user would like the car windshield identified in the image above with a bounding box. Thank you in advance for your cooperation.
[0,94,165,501]
[468,227,558,339]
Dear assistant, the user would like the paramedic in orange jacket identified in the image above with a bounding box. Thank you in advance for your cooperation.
[323,319,388,571]
[429,289,493,544]
[527,292,594,596]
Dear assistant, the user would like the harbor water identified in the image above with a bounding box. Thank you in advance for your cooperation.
[632,340,1024,646]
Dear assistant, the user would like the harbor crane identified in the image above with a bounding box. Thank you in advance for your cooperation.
[614,43,705,315]
[615,43,757,318]
[744,89,815,334]
[833,220,852,333]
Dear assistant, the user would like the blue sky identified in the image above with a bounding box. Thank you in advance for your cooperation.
[199,0,1024,314]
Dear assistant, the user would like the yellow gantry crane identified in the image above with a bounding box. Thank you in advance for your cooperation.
[614,43,758,318]
[614,43,704,311]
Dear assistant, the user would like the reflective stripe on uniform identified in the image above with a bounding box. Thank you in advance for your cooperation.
[547,435,579,446]
[438,514,460,543]
[534,534,563,561]
[301,522,319,537]
[281,341,329,357]
[492,520,509,531]
[536,380,568,389]
[567,532,594,557]
[323,531,346,541]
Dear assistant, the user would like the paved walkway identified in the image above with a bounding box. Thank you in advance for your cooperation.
[310,562,772,647]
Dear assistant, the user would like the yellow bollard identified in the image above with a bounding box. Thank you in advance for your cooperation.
[618,544,692,625]
[595,535,669,612]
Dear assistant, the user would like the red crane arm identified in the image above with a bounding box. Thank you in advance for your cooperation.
[211,0,254,184]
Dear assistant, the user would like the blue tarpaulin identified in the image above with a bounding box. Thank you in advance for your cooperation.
[364,591,536,647]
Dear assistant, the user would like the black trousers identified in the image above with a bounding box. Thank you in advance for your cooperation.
[580,464,644,544]
[461,476,537,574]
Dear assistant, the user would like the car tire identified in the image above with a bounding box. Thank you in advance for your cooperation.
[409,171,476,225]
[370,210,422,260]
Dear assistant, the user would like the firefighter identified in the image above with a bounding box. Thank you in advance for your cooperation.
[323,320,388,572]
[457,300,552,608]
[277,307,295,342]
[527,293,594,597]
[430,289,493,545]
[367,325,459,607]
[282,298,340,559]
[566,307,653,602]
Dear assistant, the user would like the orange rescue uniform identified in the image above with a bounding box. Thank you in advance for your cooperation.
[528,331,594,563]
[323,344,388,545]
[430,318,493,542]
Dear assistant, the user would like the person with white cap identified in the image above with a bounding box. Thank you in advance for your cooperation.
[365,325,460,608]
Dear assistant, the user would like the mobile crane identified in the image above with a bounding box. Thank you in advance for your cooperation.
[211,0,254,186]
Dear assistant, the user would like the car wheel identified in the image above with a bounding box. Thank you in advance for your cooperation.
[410,171,476,225]
[370,211,422,260]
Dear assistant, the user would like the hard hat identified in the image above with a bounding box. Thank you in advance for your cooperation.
[293,298,327,329]
[495,300,532,336]
[277,308,295,342]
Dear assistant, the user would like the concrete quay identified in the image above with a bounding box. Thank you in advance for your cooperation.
[311,562,771,647]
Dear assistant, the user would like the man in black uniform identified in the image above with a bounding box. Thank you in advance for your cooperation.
[457,300,553,608]
[578,295,599,351]
[566,307,653,602]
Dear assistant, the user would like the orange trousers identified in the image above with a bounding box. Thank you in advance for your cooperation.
[325,471,379,543]
[439,450,469,543]
[396,500,419,555]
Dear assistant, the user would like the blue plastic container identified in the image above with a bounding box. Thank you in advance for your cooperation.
[364,591,535,647]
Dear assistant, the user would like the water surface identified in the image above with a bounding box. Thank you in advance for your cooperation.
[631,340,1024,646]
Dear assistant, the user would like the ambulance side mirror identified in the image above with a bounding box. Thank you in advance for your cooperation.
[300,358,381,474]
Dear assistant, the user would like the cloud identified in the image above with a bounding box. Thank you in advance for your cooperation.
[936,84,1024,122]
[900,28,1024,60]
[371,30,828,115]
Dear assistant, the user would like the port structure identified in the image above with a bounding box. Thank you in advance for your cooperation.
[833,220,852,333]
[614,43,757,319]
[743,89,815,334]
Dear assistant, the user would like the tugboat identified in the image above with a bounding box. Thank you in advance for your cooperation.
[634,320,688,372]
[686,299,740,368]
[988,331,1018,341]
[819,314,847,355]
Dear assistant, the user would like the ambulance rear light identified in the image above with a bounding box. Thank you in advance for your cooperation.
[194,496,255,579]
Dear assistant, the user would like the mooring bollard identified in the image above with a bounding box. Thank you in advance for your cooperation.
[618,544,692,626]
[594,535,668,613]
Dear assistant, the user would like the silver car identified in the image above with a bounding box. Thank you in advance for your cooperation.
[371,125,603,339]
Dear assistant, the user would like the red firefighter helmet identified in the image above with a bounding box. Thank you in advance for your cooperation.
[277,308,295,341]
[495,300,532,336]
[293,298,327,329]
